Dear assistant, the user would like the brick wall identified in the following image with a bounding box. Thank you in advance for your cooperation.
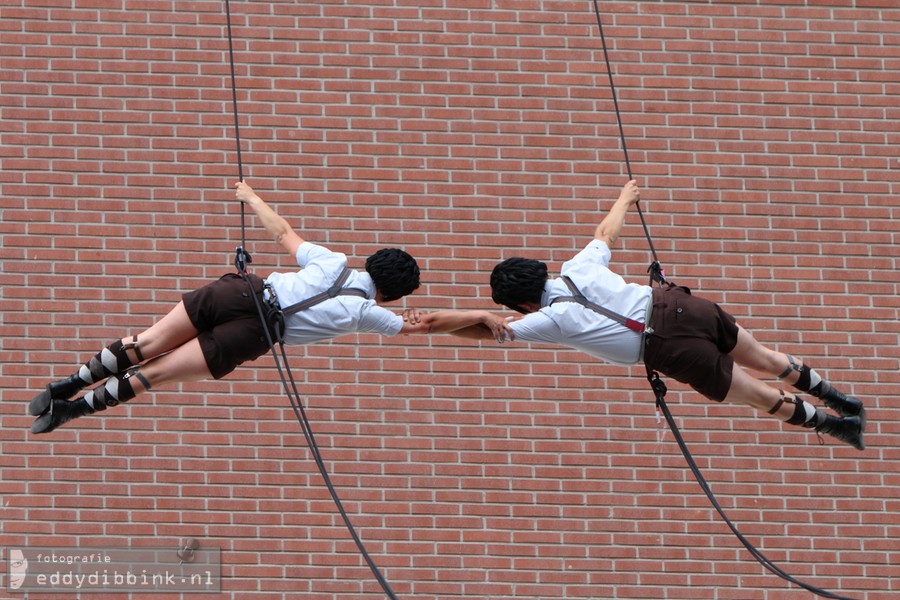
[1,1,898,598]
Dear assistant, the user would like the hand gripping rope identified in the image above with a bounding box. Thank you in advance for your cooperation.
[590,3,857,599]
[222,2,400,598]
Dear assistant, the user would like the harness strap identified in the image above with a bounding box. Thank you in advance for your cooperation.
[551,276,648,334]
[262,268,368,346]
[281,268,368,316]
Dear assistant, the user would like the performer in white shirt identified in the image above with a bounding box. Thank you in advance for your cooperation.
[29,181,507,434]
[438,180,866,450]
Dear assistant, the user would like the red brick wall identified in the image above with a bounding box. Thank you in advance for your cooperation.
[2,1,898,598]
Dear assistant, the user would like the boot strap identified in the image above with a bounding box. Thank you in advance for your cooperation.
[768,389,788,415]
[777,354,801,379]
[123,334,144,362]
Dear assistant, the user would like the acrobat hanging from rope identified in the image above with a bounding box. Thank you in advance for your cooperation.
[28,181,510,434]
[409,178,865,451]
[29,178,867,453]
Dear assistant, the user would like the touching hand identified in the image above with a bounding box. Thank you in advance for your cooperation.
[401,308,425,325]
[482,312,515,344]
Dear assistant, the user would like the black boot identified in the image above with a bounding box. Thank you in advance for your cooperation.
[29,371,146,434]
[29,374,88,416]
[30,398,97,435]
[810,381,865,422]
[815,414,865,451]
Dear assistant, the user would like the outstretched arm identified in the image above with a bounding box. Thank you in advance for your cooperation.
[594,180,641,247]
[234,181,305,257]
[399,309,514,343]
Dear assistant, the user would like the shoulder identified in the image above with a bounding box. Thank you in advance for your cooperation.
[295,242,347,269]
[562,239,611,273]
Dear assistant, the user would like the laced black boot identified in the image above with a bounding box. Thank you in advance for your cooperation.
[30,398,98,435]
[783,395,865,451]
[814,414,865,451]
[810,381,865,422]
[30,336,144,417]
[29,369,149,435]
[29,374,89,416]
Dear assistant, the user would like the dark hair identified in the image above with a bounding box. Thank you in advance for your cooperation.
[365,248,421,302]
[490,257,548,313]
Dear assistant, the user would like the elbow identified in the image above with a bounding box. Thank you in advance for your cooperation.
[273,226,291,245]
[595,231,616,246]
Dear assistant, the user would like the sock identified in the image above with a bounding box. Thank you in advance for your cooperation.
[785,396,824,429]
[83,373,138,411]
[793,364,824,395]
[77,340,137,386]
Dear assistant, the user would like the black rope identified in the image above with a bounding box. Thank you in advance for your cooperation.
[592,3,858,598]
[221,3,399,598]
[224,0,251,272]
[241,274,401,600]
[649,373,857,600]
[590,0,666,287]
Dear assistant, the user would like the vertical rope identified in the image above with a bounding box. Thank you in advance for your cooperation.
[224,0,250,270]
[590,0,665,285]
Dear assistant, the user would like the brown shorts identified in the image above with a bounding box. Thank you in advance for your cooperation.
[643,285,740,402]
[182,273,271,379]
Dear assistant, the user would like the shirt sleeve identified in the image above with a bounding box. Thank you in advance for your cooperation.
[294,242,348,283]
[508,311,564,345]
[562,239,612,274]
[357,304,404,337]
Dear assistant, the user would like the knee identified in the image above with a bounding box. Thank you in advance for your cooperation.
[734,343,784,374]
[762,349,791,374]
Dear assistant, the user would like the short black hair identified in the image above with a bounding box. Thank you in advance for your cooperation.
[490,257,548,313]
[365,248,421,302]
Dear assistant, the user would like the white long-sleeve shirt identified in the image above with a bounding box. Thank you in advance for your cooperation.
[507,240,652,365]
[265,242,403,346]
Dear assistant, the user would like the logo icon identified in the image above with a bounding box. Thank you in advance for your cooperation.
[8,548,28,590]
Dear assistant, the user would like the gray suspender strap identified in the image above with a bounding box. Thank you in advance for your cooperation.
[281,268,368,316]
[551,275,649,335]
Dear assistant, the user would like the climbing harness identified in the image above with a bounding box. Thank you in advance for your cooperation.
[221,3,400,599]
[551,275,651,335]
[263,268,368,345]
[590,3,856,599]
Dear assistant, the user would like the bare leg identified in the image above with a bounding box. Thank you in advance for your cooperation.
[31,301,201,411]
[721,329,865,450]
[722,364,796,420]
[122,302,200,364]
[728,326,800,384]
[83,337,212,408]
[30,301,203,425]
[728,325,863,419]
[133,338,212,391]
